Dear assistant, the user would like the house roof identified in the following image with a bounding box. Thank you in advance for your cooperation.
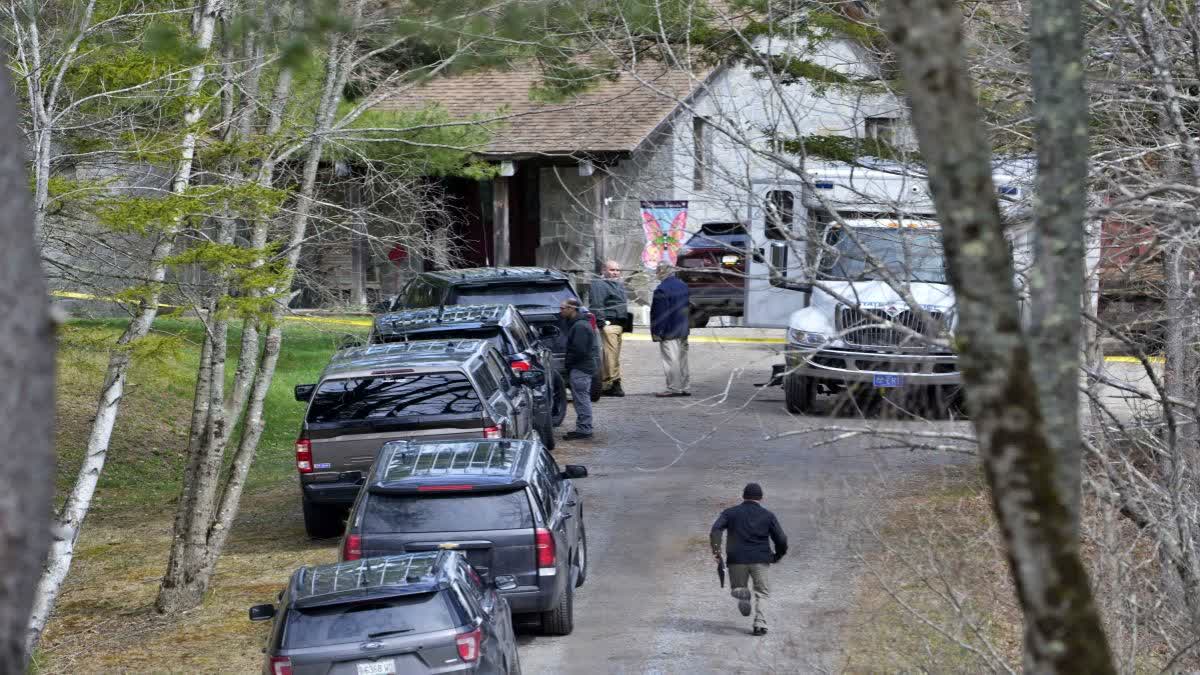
[375,58,711,158]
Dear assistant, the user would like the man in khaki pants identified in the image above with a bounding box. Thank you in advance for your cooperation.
[710,483,788,635]
[590,260,627,397]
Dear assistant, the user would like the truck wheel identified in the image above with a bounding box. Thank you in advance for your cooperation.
[302,497,344,539]
[784,373,815,414]
[541,585,575,636]
[550,371,567,426]
[689,309,710,328]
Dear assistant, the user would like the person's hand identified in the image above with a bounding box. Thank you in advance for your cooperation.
[713,552,723,562]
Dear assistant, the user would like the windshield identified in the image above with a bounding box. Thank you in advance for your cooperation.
[451,282,575,310]
[306,373,481,423]
[819,228,946,283]
[282,593,456,648]
[363,491,534,533]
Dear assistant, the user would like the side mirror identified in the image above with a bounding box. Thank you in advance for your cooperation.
[294,384,315,402]
[494,575,518,591]
[249,604,276,622]
[337,334,365,350]
[561,465,588,479]
[518,371,546,388]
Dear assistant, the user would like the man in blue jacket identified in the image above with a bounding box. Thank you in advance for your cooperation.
[650,262,691,397]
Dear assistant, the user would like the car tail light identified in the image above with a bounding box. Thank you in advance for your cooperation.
[587,313,598,330]
[268,656,293,675]
[456,627,481,662]
[510,358,532,372]
[295,439,312,474]
[342,534,361,561]
[483,425,502,439]
[535,527,556,568]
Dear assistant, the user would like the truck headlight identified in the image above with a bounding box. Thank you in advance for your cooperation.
[787,328,827,346]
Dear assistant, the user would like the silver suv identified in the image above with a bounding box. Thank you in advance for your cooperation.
[249,551,521,674]
[293,340,543,538]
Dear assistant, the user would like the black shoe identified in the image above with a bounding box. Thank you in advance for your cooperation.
[564,431,593,440]
[732,588,751,617]
[753,627,767,636]
[607,381,625,397]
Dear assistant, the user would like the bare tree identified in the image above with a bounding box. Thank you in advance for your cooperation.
[0,62,55,668]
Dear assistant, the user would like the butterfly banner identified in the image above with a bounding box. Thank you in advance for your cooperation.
[640,200,688,269]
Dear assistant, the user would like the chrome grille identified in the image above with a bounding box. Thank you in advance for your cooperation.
[837,306,944,348]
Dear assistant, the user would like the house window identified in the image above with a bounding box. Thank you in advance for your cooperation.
[865,117,899,145]
[693,116,710,192]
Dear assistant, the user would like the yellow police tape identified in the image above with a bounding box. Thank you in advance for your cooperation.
[49,290,1166,361]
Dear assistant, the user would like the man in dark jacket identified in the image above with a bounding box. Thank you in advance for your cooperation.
[650,263,691,397]
[559,298,596,440]
[590,260,628,397]
[710,482,788,635]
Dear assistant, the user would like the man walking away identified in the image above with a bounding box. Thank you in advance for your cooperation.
[559,298,595,440]
[650,263,690,397]
[590,260,628,397]
[710,482,788,636]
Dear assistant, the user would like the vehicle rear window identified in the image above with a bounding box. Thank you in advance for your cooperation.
[685,222,749,249]
[451,282,575,310]
[282,593,456,648]
[363,492,533,533]
[307,373,482,423]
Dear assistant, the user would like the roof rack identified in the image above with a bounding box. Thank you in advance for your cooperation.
[333,339,484,362]
[369,440,531,494]
[296,552,443,602]
[373,305,508,336]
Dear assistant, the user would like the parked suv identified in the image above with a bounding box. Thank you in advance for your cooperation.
[293,340,545,538]
[341,439,589,635]
[371,304,563,445]
[676,222,751,328]
[386,267,604,401]
[249,551,521,674]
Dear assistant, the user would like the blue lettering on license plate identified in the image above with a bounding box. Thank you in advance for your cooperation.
[873,374,904,388]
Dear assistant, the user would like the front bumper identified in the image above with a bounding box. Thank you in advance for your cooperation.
[784,346,961,385]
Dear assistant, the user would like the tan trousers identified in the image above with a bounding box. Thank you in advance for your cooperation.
[601,324,623,387]
[728,563,770,628]
[658,338,690,394]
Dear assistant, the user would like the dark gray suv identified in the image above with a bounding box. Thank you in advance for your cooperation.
[294,340,544,539]
[370,304,562,447]
[249,551,520,674]
[341,439,588,635]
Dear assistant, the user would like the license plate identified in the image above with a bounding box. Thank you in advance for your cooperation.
[357,660,396,675]
[721,255,739,266]
[873,374,904,388]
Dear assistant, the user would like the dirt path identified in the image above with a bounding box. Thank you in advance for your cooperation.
[517,340,968,674]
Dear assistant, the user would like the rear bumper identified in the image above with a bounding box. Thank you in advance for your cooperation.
[301,479,363,506]
[502,579,563,613]
[784,347,961,385]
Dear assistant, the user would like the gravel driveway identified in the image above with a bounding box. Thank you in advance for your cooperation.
[518,337,968,674]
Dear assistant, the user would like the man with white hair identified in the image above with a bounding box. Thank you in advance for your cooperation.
[589,260,628,397]
[650,262,691,397]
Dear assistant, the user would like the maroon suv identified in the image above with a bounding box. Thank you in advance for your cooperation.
[675,222,750,327]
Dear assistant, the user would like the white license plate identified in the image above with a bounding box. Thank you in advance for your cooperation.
[873,374,904,388]
[721,255,739,265]
[357,660,396,675]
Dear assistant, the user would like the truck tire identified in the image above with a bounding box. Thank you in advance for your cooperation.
[302,497,344,539]
[550,371,567,427]
[784,373,815,414]
[689,309,710,329]
[541,585,575,636]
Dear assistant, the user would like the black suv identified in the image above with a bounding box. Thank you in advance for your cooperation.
[293,340,545,538]
[371,304,563,446]
[386,267,604,402]
[341,439,588,635]
[249,551,520,674]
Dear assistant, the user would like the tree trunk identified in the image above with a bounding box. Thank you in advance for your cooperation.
[880,0,1115,670]
[0,63,56,671]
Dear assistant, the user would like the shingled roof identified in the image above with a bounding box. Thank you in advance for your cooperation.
[374,59,712,159]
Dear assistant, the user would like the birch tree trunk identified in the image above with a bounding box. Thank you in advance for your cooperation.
[0,63,56,671]
[27,0,223,650]
[881,0,1115,670]
[156,0,360,613]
